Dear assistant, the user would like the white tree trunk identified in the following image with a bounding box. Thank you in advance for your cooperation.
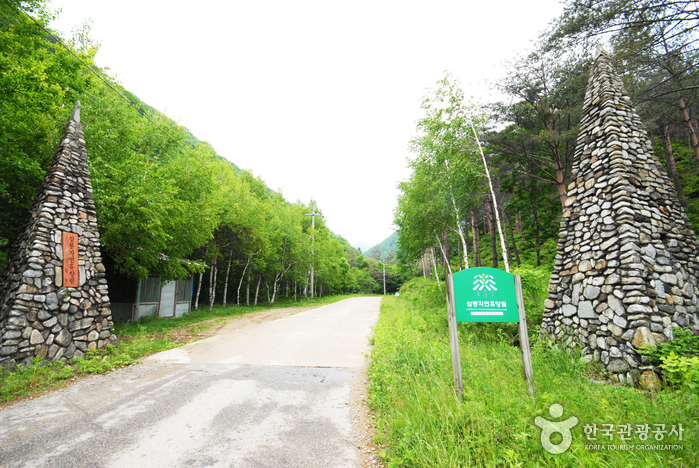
[254,275,261,306]
[431,247,441,291]
[444,159,469,269]
[470,120,510,272]
[222,248,233,307]
[236,257,251,307]
[194,271,203,311]
[246,267,251,306]
[194,244,209,311]
[435,232,453,276]
[209,261,218,312]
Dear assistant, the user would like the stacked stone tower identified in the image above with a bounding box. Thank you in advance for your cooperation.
[541,47,699,385]
[0,102,117,367]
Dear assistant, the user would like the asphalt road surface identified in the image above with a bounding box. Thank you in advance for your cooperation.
[0,297,381,468]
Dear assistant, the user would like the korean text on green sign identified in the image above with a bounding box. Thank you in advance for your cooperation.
[452,267,519,323]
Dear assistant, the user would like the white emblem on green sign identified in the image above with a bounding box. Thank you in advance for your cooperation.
[453,267,519,322]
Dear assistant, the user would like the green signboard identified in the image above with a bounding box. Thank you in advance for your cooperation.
[452,267,519,323]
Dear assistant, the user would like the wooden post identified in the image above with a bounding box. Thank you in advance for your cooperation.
[446,274,463,398]
[515,275,535,396]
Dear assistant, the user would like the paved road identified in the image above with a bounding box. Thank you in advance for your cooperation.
[0,297,381,468]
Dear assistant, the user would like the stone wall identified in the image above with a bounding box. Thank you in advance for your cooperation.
[0,102,117,367]
[540,47,699,385]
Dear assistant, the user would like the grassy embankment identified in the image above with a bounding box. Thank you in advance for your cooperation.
[0,293,360,404]
[369,276,698,467]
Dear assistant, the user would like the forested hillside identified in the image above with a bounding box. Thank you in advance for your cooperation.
[364,231,398,263]
[395,0,699,294]
[0,0,397,308]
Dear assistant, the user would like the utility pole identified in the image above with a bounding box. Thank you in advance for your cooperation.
[305,201,322,298]
[383,261,386,295]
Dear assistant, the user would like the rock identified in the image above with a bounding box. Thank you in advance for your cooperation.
[659,273,677,285]
[584,286,601,300]
[2,331,22,340]
[38,310,51,320]
[631,327,656,349]
[600,237,617,251]
[607,296,625,317]
[627,304,652,314]
[641,245,657,258]
[608,323,623,336]
[29,329,44,345]
[652,333,667,344]
[578,301,598,319]
[54,329,72,347]
[42,317,58,328]
[612,315,628,328]
[0,346,18,356]
[562,304,577,317]
[639,371,661,392]
[35,344,48,358]
[47,344,59,359]
[608,358,629,373]
[17,284,38,294]
[46,292,59,310]
[68,318,93,331]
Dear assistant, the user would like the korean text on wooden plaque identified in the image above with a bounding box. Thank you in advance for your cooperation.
[62,232,79,288]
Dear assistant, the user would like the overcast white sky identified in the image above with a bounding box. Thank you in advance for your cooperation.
[48,0,563,252]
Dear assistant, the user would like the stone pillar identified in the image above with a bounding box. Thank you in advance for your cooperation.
[540,47,699,385]
[0,102,117,367]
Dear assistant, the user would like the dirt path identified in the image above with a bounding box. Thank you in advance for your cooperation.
[168,303,385,467]
[0,299,386,467]
[167,306,319,345]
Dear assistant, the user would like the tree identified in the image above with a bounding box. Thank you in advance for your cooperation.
[491,47,590,208]
[0,1,94,268]
[82,82,220,279]
[410,73,484,269]
[550,0,699,163]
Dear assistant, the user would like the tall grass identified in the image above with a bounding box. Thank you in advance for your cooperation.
[368,278,698,467]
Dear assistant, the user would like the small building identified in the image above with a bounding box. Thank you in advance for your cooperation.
[107,274,194,322]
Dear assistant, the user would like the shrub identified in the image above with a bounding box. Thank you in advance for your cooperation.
[639,328,699,389]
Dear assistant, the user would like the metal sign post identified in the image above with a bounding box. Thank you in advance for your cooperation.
[447,267,535,397]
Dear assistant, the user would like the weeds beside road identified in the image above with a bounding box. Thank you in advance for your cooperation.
[368,278,698,467]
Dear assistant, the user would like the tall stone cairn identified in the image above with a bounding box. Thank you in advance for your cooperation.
[0,102,117,367]
[540,47,699,385]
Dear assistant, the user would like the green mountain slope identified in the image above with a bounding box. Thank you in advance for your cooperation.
[365,231,398,263]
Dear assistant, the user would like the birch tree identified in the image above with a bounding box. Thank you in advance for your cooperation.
[408,73,483,269]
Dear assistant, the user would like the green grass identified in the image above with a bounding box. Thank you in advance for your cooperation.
[0,293,360,404]
[368,278,698,467]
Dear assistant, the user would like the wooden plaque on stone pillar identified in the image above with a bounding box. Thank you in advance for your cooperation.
[62,231,79,287]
